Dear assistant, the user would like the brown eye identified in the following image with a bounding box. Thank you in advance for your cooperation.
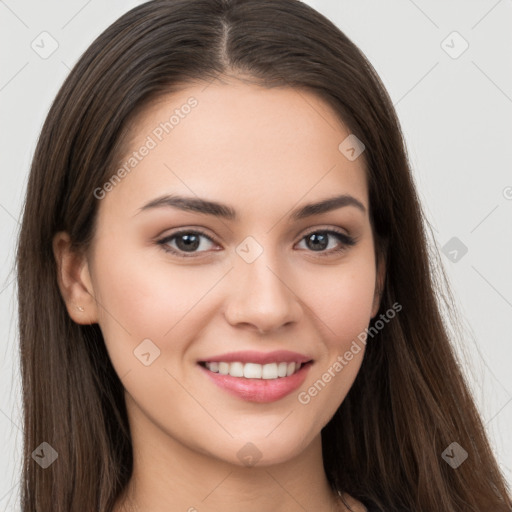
[158,230,217,257]
[296,229,356,256]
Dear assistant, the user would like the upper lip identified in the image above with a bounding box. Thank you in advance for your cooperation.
[199,350,313,365]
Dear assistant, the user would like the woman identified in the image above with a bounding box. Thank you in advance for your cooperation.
[16,0,512,511]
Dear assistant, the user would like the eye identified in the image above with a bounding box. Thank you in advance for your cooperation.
[157,229,218,258]
[296,229,356,257]
[157,228,357,258]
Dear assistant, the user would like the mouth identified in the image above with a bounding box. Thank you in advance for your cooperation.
[197,351,313,403]
[199,360,306,379]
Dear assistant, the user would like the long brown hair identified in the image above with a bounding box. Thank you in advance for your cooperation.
[16,0,511,510]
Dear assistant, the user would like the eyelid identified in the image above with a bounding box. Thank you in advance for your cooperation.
[297,227,357,257]
[156,225,357,258]
[301,225,351,238]
[157,228,218,257]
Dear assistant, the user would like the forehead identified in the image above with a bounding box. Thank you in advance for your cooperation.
[101,79,369,221]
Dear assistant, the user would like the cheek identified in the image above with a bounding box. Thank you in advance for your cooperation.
[305,257,377,348]
[90,240,222,370]
[294,278,375,433]
[295,252,376,413]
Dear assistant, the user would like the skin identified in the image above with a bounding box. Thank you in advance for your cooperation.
[54,77,385,512]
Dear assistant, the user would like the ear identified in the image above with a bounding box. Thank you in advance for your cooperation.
[370,253,386,319]
[52,231,99,324]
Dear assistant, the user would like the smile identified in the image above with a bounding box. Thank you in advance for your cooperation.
[197,350,313,402]
[203,361,303,379]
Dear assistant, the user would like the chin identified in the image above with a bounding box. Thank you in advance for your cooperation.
[212,429,317,468]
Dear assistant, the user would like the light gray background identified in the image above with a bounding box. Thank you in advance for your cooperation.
[1,0,511,509]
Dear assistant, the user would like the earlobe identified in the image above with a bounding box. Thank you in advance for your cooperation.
[52,232,99,325]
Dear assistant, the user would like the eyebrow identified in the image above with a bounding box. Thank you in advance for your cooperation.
[137,193,366,221]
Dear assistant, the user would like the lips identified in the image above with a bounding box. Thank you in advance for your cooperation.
[198,350,313,403]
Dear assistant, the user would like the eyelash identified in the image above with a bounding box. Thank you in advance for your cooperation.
[157,228,357,259]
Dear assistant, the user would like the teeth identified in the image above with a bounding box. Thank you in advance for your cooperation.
[277,362,288,377]
[204,361,303,379]
[229,362,244,377]
[244,363,262,379]
[262,363,277,379]
[218,362,229,375]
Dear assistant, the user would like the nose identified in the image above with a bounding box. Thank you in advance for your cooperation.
[223,248,302,335]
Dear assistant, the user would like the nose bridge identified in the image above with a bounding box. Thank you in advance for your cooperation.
[224,234,301,332]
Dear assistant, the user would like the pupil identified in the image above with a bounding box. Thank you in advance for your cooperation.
[178,234,199,251]
[308,232,327,251]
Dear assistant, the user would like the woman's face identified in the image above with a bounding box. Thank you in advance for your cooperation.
[71,79,383,467]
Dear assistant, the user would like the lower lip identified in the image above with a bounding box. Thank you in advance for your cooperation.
[198,363,312,403]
